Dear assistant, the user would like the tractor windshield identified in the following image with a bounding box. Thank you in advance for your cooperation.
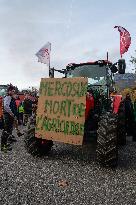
[67,64,107,86]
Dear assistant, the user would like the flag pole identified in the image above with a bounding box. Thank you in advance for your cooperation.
[106,51,110,101]
[48,50,54,78]
[49,56,51,77]
[49,42,51,78]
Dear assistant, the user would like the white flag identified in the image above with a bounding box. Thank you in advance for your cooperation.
[36,42,51,66]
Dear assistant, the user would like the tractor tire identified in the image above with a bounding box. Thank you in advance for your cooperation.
[24,126,53,156]
[117,101,126,145]
[96,112,118,167]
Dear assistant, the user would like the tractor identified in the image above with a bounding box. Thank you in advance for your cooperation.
[24,58,126,167]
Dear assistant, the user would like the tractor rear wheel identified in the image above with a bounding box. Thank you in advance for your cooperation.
[24,126,53,156]
[96,112,118,167]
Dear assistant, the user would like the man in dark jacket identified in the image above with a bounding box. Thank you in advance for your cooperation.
[1,85,16,151]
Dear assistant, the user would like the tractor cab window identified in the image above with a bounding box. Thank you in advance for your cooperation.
[67,64,107,86]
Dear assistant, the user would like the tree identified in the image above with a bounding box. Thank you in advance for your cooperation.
[120,87,136,102]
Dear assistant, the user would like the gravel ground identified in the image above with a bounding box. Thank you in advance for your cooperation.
[0,128,136,205]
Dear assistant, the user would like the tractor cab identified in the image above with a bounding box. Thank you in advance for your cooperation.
[66,60,111,84]
[65,59,126,111]
[66,61,113,113]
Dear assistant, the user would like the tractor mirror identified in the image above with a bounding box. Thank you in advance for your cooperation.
[118,59,126,74]
[110,64,118,73]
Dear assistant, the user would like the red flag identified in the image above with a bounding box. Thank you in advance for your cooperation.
[114,26,131,57]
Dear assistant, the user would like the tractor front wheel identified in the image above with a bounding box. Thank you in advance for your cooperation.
[96,112,118,167]
[24,126,53,156]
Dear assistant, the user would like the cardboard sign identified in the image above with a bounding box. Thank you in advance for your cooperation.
[35,77,88,145]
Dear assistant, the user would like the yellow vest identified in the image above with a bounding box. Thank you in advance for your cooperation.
[19,105,24,113]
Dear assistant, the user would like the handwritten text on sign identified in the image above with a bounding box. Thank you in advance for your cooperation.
[36,78,88,145]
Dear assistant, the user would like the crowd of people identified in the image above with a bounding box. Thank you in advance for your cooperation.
[0,84,38,152]
[112,92,136,141]
[0,84,136,152]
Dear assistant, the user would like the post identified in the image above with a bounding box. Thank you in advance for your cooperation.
[49,57,51,77]
[106,52,109,96]
[49,67,54,78]
[107,52,108,62]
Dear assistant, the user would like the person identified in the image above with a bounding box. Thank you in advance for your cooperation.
[18,101,24,125]
[14,95,21,123]
[15,95,21,110]
[117,99,126,145]
[133,99,136,141]
[12,94,23,136]
[1,85,16,151]
[0,96,4,129]
[133,99,136,122]
[85,91,94,120]
[123,93,134,136]
[113,91,122,114]
[1,85,24,152]
[23,93,33,126]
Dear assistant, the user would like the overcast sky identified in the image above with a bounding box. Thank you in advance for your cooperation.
[0,0,136,89]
